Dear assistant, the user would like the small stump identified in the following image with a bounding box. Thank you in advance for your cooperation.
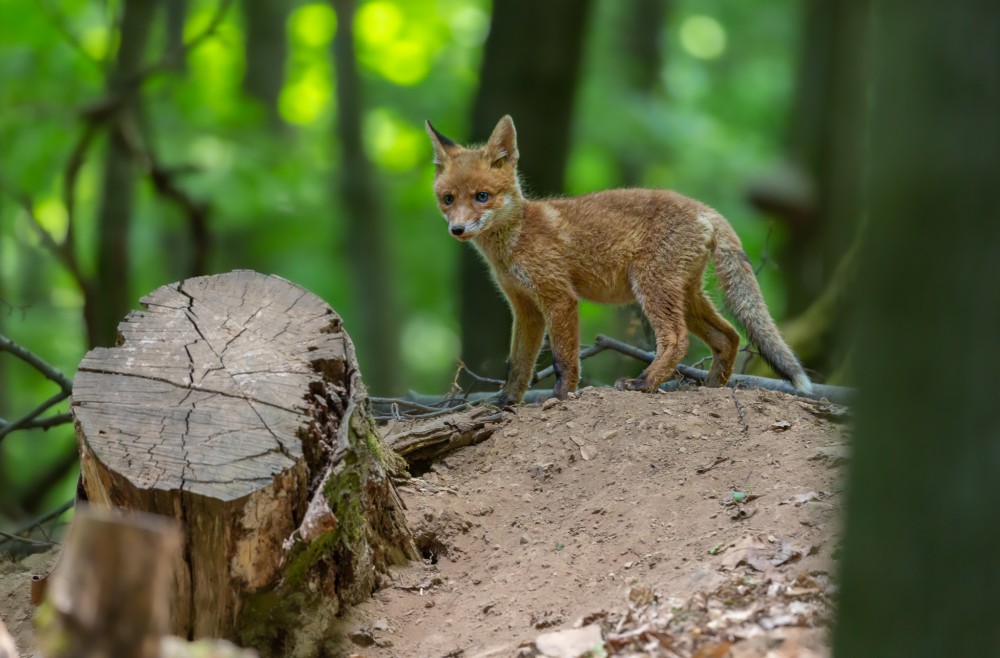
[72,270,416,656]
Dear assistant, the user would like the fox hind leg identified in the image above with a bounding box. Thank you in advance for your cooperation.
[685,289,740,387]
[616,275,689,393]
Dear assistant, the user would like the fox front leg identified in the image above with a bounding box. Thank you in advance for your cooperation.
[543,295,581,399]
[494,291,545,405]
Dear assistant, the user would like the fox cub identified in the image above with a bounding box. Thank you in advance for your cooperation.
[425,115,812,404]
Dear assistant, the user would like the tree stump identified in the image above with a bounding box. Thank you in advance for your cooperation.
[36,505,183,658]
[71,271,416,656]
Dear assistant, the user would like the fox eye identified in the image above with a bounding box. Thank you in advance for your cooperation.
[443,194,454,205]
[475,191,490,202]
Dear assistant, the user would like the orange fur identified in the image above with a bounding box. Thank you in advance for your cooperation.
[426,116,812,403]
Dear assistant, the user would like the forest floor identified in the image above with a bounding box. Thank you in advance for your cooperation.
[342,387,847,657]
[0,386,847,658]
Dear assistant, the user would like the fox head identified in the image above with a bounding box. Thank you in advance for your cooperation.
[425,115,523,242]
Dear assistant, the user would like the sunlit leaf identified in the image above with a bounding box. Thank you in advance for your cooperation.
[289,3,337,48]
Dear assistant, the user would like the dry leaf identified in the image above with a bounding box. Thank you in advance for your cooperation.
[721,535,771,572]
[534,624,604,658]
[782,491,825,506]
[771,540,808,567]
[811,445,849,465]
[691,641,734,658]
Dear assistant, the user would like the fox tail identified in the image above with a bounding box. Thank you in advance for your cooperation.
[706,212,813,394]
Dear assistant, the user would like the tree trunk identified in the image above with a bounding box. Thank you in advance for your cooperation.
[746,0,872,379]
[833,2,1000,656]
[460,0,595,377]
[330,0,400,395]
[91,0,159,348]
[617,0,670,187]
[72,271,416,656]
[241,0,291,128]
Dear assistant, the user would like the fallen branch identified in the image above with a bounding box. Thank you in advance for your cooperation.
[592,334,853,404]
[383,408,509,468]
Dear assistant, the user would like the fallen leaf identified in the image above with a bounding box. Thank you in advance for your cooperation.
[691,642,733,658]
[628,585,654,607]
[721,535,771,572]
[811,444,849,465]
[534,624,605,658]
[782,491,825,506]
[771,540,808,567]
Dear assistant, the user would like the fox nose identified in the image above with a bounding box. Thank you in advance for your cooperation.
[450,225,465,237]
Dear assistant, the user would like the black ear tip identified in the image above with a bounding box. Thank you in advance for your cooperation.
[427,120,457,147]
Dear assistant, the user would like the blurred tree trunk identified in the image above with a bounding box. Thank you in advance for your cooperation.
[745,0,871,380]
[164,0,188,71]
[91,0,159,348]
[242,0,291,128]
[330,0,399,394]
[617,0,670,187]
[461,0,594,377]
[834,2,1000,656]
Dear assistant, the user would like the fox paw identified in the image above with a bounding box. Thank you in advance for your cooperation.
[485,392,516,408]
[614,376,651,392]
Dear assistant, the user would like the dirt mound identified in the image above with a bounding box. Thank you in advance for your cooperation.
[0,387,846,657]
[341,387,846,656]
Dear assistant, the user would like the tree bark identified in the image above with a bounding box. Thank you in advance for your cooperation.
[460,0,595,377]
[241,0,291,128]
[72,271,416,656]
[330,0,400,395]
[833,2,1000,656]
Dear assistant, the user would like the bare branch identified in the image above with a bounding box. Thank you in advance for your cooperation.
[0,334,73,394]
[755,223,774,276]
[531,342,608,384]
[0,529,57,548]
[0,412,72,433]
[0,499,74,550]
[63,120,102,256]
[0,392,70,442]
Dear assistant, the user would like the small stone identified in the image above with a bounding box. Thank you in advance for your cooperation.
[504,428,520,437]
[600,429,618,441]
[542,397,561,410]
[520,535,529,545]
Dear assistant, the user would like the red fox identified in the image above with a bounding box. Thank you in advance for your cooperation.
[425,115,812,404]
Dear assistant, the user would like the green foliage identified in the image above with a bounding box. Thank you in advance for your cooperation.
[0,0,799,521]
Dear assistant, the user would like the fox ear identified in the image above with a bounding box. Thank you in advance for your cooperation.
[425,120,460,172]
[485,115,518,168]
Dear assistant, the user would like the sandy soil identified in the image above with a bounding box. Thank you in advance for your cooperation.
[0,386,847,657]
